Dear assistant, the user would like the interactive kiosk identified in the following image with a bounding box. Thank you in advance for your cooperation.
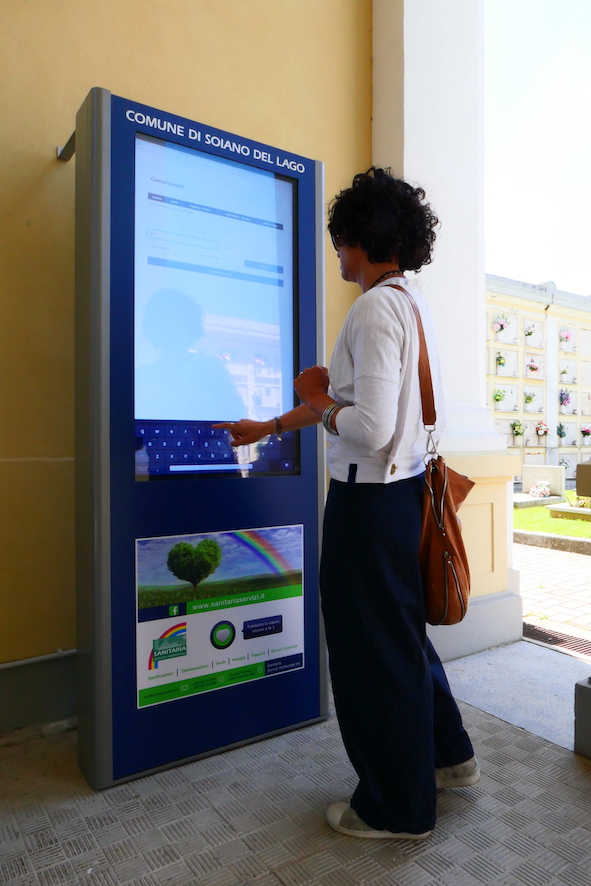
[68,89,327,788]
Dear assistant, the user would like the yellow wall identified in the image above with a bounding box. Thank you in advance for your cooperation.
[446,454,520,599]
[0,0,372,662]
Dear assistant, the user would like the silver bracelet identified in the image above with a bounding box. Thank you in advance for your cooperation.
[322,403,341,435]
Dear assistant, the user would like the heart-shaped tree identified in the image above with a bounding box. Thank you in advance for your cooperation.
[167,539,222,593]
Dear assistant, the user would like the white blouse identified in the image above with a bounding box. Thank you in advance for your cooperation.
[327,279,446,483]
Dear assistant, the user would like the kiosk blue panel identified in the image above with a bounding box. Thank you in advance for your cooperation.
[74,89,327,789]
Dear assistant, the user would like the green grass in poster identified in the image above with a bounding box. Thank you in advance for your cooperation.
[138,570,302,609]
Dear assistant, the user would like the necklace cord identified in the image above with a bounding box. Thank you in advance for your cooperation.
[369,270,405,289]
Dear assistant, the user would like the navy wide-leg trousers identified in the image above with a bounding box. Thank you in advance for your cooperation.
[319,474,474,834]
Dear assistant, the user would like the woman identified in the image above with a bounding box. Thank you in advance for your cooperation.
[216,168,478,840]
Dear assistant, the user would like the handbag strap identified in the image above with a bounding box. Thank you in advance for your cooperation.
[387,284,437,429]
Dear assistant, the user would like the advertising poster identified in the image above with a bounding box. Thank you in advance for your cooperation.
[136,525,304,707]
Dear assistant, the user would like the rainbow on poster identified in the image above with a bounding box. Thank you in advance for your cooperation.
[148,623,186,670]
[228,529,293,574]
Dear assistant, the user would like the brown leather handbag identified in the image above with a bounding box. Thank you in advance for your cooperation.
[390,285,475,625]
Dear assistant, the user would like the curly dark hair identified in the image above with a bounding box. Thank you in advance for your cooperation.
[327,167,439,271]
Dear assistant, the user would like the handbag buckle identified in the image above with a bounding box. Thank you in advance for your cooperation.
[424,426,438,464]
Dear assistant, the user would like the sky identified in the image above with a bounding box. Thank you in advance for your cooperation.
[485,0,591,296]
[137,525,303,586]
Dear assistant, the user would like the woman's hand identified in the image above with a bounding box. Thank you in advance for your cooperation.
[212,419,272,447]
[294,365,330,407]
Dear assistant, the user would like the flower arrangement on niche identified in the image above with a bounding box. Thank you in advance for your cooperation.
[560,389,571,407]
[529,481,550,498]
[492,389,506,403]
[559,328,572,343]
[496,352,506,367]
[524,324,535,337]
[560,368,568,376]
[557,423,567,438]
[536,421,549,436]
[526,358,539,373]
[524,392,535,404]
[582,426,591,438]
[510,420,524,436]
[493,313,510,332]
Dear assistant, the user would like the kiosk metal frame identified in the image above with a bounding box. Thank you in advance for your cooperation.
[72,89,327,789]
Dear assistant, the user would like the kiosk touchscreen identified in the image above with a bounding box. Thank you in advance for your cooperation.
[73,89,327,789]
[134,133,299,478]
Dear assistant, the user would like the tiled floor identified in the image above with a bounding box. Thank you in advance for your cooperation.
[3,541,591,886]
[514,543,591,638]
[3,698,591,886]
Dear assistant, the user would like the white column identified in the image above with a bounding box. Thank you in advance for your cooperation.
[373,0,522,660]
[373,0,504,452]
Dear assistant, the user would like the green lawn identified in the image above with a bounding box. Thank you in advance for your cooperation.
[514,492,591,538]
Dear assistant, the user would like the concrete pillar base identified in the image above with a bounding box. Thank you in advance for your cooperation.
[428,589,523,663]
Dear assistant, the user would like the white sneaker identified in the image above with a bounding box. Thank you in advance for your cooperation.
[326,803,431,840]
[435,756,480,789]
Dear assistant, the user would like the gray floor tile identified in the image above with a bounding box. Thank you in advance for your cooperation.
[4,540,591,886]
